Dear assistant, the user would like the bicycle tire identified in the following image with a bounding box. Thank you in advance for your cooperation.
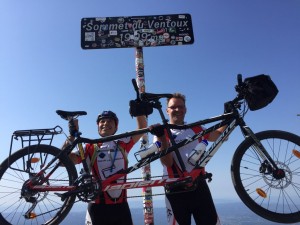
[0,144,78,225]
[231,130,300,223]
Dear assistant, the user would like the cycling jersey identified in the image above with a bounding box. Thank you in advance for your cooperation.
[75,137,134,204]
[155,125,221,225]
[163,126,207,177]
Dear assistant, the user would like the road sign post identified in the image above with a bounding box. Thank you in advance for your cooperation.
[135,46,154,224]
[81,13,194,225]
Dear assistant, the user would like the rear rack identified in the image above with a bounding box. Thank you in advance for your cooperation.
[9,126,63,157]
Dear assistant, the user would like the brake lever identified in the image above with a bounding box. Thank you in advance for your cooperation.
[235,74,244,94]
[131,79,141,100]
[237,74,243,86]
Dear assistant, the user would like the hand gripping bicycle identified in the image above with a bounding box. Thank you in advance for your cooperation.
[1,74,300,224]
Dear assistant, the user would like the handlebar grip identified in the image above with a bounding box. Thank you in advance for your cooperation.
[237,74,243,86]
[132,79,140,100]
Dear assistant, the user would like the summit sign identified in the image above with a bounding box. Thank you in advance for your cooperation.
[81,14,194,49]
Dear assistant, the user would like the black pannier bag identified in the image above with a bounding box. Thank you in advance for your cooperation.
[244,74,279,111]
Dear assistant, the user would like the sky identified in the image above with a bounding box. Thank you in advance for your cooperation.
[1,0,300,210]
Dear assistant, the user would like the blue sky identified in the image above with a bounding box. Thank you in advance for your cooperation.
[1,0,300,207]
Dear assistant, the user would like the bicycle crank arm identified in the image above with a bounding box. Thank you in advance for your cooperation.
[54,189,82,201]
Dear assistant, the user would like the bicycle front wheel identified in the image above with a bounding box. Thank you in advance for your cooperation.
[231,130,300,223]
[0,144,78,225]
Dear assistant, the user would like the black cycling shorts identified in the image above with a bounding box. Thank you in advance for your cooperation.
[166,179,218,225]
[87,202,133,225]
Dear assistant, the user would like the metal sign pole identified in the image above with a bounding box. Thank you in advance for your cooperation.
[81,14,194,225]
[135,46,154,225]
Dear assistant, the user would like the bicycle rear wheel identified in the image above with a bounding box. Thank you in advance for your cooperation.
[231,130,300,223]
[0,144,78,225]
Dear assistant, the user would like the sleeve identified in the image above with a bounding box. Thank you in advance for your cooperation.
[119,137,135,153]
[192,125,209,140]
[74,143,91,164]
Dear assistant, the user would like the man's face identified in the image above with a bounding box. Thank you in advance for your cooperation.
[166,98,186,125]
[98,118,117,136]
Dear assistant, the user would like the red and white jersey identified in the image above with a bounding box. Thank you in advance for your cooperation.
[76,137,134,204]
[155,125,208,178]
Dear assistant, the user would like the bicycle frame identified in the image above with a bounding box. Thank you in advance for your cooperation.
[5,75,300,225]
[22,102,278,195]
[100,108,279,192]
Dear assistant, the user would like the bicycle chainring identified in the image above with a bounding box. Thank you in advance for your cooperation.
[75,173,100,202]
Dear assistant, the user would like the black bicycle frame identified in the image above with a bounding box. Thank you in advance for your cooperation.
[114,108,280,178]
[55,102,278,186]
[9,94,279,193]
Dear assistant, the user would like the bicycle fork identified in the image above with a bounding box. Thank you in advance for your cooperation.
[242,126,285,179]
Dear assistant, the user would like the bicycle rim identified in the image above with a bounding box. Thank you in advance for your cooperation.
[0,145,78,225]
[231,130,300,223]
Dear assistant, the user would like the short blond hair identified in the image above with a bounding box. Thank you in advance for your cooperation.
[167,93,186,105]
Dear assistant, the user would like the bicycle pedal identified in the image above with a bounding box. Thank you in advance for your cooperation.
[54,192,67,201]
[54,192,62,197]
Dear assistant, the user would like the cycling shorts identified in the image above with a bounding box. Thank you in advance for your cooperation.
[166,179,220,225]
[85,202,133,225]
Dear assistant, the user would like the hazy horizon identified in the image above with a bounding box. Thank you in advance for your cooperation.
[61,200,299,225]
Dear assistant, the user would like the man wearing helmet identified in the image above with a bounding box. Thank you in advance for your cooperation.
[63,110,147,225]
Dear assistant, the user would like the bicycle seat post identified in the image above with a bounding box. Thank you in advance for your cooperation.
[66,115,90,174]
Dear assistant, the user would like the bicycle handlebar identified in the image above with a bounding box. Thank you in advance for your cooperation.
[58,76,242,145]
[140,92,173,101]
[135,74,246,104]
[131,79,173,102]
[237,74,243,86]
[131,79,140,100]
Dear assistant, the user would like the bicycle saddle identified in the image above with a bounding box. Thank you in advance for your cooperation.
[141,92,173,101]
[56,110,87,120]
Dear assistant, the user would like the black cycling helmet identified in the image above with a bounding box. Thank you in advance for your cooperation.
[96,110,119,126]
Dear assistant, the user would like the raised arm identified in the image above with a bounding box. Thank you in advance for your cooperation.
[132,115,147,144]
[150,124,173,167]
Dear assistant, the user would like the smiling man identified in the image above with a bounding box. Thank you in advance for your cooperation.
[63,110,147,225]
[153,93,226,225]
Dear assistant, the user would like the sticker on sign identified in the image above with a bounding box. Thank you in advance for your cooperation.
[81,14,194,49]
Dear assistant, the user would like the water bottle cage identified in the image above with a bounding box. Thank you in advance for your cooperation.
[134,142,161,161]
[187,149,205,166]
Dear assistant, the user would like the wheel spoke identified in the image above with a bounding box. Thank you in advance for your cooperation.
[0,145,77,224]
[232,130,300,223]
